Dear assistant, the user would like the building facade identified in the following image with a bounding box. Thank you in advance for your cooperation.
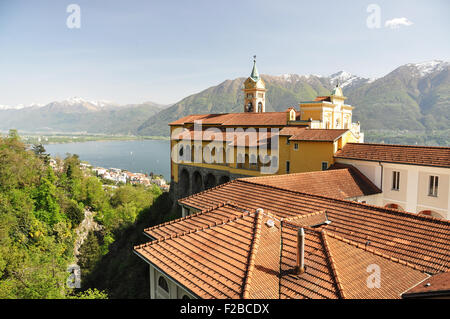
[335,143,450,219]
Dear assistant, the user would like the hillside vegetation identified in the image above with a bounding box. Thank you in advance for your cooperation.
[0,130,171,298]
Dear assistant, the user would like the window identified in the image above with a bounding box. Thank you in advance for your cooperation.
[392,171,400,190]
[158,276,169,293]
[286,161,290,173]
[294,143,299,150]
[286,139,290,145]
[429,176,439,197]
[321,162,328,171]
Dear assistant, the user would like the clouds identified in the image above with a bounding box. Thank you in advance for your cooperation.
[385,17,414,29]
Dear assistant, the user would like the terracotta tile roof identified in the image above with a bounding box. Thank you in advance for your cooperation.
[240,168,381,199]
[279,226,341,299]
[169,112,289,127]
[283,210,331,228]
[335,143,450,168]
[135,204,431,299]
[279,127,349,142]
[136,205,258,299]
[179,180,450,274]
[320,231,429,299]
[402,271,450,298]
[144,201,250,240]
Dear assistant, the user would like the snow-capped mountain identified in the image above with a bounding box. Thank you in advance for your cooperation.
[0,97,120,111]
[405,60,449,77]
[329,71,372,88]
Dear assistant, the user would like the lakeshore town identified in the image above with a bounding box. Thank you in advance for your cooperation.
[49,157,170,191]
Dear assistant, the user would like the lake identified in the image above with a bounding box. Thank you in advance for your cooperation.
[45,140,171,180]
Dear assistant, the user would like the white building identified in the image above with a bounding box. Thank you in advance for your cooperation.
[335,143,450,219]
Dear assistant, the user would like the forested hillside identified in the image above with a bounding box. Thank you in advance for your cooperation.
[0,130,173,298]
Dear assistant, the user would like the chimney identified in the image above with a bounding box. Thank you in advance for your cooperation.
[295,228,305,275]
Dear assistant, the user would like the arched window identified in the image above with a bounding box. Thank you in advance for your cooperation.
[158,276,169,293]
[247,102,253,112]
[384,203,404,211]
[178,144,184,158]
[419,210,444,219]
[258,102,263,113]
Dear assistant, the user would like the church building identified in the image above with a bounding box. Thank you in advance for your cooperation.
[169,59,363,200]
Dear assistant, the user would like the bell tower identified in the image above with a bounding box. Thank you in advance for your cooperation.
[243,56,266,113]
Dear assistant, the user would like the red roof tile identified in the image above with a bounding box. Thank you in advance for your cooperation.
[240,168,381,199]
[335,143,450,168]
[279,127,349,142]
[169,112,289,127]
[136,204,430,299]
[402,271,450,298]
[179,180,450,274]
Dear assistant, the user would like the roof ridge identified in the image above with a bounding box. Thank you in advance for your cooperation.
[234,179,450,225]
[320,231,347,299]
[242,210,264,299]
[323,230,426,272]
[333,163,382,194]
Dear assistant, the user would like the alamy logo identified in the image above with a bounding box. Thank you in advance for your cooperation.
[366,4,381,29]
[67,264,81,288]
[366,264,381,288]
[171,121,280,174]
[66,4,81,29]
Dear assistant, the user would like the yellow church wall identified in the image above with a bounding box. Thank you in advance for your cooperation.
[301,109,322,121]
[286,141,335,173]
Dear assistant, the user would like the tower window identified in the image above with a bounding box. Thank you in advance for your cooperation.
[247,102,253,112]
[258,102,262,112]
[429,176,439,197]
[392,171,400,190]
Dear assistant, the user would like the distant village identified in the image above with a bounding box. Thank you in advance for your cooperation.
[49,158,169,192]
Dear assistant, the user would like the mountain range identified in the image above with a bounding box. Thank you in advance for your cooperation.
[0,98,167,135]
[1,60,449,145]
[136,60,449,142]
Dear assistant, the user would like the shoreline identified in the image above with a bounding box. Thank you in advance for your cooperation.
[21,134,170,145]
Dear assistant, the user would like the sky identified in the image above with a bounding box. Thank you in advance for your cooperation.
[0,0,449,106]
